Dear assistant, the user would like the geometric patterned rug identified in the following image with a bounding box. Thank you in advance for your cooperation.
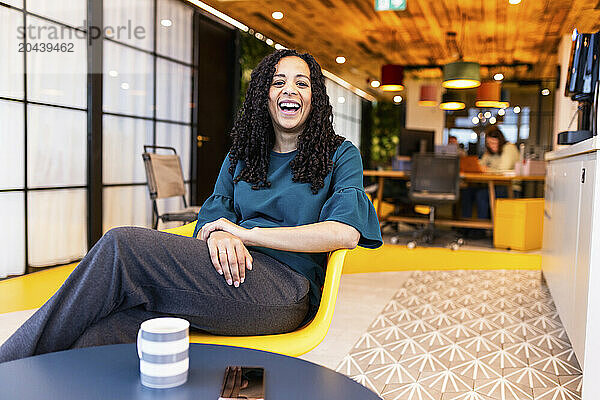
[335,270,582,400]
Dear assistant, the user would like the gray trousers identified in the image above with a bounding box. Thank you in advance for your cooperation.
[0,226,310,363]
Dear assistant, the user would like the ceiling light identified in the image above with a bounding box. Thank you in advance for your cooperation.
[271,11,283,20]
[498,108,505,116]
[393,95,403,103]
[478,112,484,119]
[418,85,437,107]
[443,61,481,89]
[120,82,129,90]
[265,38,274,46]
[255,32,264,40]
[472,117,479,124]
[336,56,346,64]
[108,70,118,77]
[484,111,492,118]
[370,80,381,88]
[274,43,285,50]
[514,106,521,114]
[490,116,497,124]
[493,73,504,81]
[184,0,248,32]
[475,81,509,108]
[471,132,478,140]
[509,0,521,4]
[160,19,172,27]
[380,64,404,91]
[337,96,345,104]
[440,91,465,111]
[541,88,550,96]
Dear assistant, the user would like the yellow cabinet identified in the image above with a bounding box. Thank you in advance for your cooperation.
[493,198,544,251]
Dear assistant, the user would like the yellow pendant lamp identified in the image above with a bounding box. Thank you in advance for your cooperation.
[475,81,509,108]
[443,61,481,89]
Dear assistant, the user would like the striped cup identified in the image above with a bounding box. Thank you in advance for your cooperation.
[137,317,190,389]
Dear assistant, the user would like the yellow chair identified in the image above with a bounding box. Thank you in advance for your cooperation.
[163,222,347,357]
[0,222,347,357]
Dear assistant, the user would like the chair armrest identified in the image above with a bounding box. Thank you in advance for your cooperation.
[161,221,197,237]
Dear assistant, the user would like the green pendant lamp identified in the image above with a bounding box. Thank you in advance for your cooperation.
[443,61,481,89]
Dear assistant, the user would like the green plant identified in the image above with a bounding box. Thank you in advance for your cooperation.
[371,101,403,165]
[239,33,273,107]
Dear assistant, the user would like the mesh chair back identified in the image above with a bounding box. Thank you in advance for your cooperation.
[409,153,460,203]
[142,152,186,200]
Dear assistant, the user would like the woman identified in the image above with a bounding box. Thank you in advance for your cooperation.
[0,49,382,362]
[461,126,520,221]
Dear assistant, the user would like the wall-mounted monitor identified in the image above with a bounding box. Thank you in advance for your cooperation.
[565,32,599,99]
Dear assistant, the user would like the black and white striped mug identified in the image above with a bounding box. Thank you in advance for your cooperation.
[137,317,190,389]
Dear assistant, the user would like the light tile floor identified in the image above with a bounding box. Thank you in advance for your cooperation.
[334,269,583,400]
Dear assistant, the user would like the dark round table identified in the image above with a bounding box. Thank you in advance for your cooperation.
[0,343,382,399]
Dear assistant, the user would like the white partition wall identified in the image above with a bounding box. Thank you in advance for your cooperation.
[325,78,362,148]
[0,1,88,277]
[102,0,196,232]
[0,0,198,277]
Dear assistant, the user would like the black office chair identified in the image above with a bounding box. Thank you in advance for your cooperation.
[142,145,200,229]
[401,153,463,249]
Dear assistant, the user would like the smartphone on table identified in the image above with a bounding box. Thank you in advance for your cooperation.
[218,366,265,400]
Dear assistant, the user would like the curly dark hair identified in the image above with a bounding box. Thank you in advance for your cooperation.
[227,49,345,194]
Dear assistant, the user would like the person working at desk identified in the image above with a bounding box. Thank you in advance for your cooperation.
[0,49,383,363]
[448,135,467,157]
[461,126,520,224]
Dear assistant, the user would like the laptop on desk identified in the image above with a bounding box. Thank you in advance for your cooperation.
[460,156,486,173]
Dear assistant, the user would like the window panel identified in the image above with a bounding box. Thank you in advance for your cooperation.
[103,185,152,232]
[103,115,153,184]
[104,0,154,51]
[103,40,154,117]
[27,189,87,267]
[156,122,191,181]
[0,192,25,277]
[156,58,192,123]
[26,0,86,28]
[26,15,87,108]
[156,0,192,64]
[0,7,25,99]
[0,100,24,189]
[27,104,86,188]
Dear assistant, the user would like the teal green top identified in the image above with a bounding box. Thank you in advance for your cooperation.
[193,140,383,318]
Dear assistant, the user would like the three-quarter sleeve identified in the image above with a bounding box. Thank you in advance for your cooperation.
[318,143,383,249]
[192,154,239,238]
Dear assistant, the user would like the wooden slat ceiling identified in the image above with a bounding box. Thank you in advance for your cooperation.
[200,0,600,99]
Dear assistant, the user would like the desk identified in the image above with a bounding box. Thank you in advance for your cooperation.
[0,343,381,400]
[364,169,545,229]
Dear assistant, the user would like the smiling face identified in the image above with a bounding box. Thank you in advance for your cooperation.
[268,56,312,137]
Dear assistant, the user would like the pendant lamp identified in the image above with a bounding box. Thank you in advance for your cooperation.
[418,85,437,107]
[475,81,509,108]
[443,61,481,89]
[380,64,404,91]
[439,90,465,111]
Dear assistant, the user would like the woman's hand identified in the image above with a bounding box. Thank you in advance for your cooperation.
[199,218,249,242]
[205,230,253,287]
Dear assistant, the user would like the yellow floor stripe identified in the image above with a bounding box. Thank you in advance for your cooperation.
[0,263,77,314]
[1,246,540,314]
[342,245,541,274]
